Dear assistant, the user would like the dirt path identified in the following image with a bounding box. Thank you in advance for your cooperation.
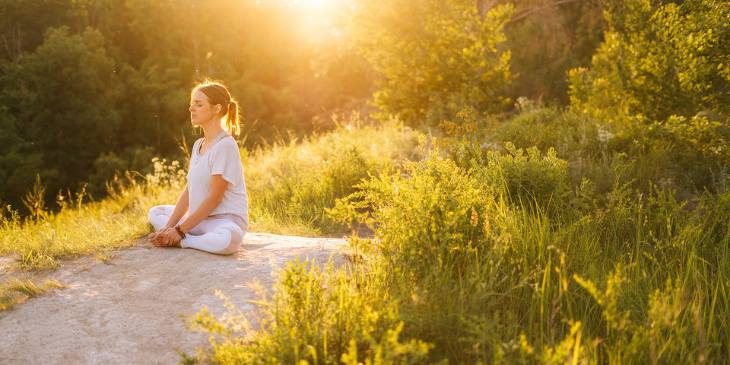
[0,232,346,364]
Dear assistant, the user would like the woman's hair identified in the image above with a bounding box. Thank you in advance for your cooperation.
[191,79,241,136]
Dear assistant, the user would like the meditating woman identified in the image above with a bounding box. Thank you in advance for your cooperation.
[147,80,248,255]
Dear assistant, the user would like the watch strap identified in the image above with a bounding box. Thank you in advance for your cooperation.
[174,224,186,239]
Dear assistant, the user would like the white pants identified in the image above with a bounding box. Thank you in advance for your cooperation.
[147,205,245,255]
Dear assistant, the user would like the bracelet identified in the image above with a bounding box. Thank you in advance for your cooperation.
[174,224,186,239]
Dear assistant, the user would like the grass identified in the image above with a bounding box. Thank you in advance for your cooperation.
[0,167,182,271]
[244,118,423,236]
[183,108,730,364]
[0,158,184,312]
[0,277,66,311]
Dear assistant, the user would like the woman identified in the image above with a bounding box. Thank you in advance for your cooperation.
[147,80,249,255]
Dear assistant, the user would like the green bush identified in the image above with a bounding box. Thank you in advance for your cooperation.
[331,154,548,362]
[568,0,729,125]
[492,106,728,198]
[659,115,730,190]
[89,146,155,197]
[185,258,431,364]
[493,107,605,161]
[475,143,571,217]
[566,0,729,194]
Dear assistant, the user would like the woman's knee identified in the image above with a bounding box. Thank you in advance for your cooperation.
[148,205,173,228]
[217,226,244,255]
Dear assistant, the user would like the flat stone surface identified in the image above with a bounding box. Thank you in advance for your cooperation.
[0,232,347,364]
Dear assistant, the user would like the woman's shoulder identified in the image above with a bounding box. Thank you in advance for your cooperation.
[192,137,204,150]
[211,135,240,155]
[219,135,240,148]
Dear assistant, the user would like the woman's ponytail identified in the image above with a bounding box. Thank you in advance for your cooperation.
[225,100,240,136]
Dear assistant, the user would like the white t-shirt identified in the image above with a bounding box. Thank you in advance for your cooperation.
[187,131,249,231]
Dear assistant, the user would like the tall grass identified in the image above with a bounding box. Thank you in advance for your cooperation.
[244,118,423,236]
[0,159,184,271]
[186,109,729,364]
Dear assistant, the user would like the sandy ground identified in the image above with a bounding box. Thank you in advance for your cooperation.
[0,232,347,364]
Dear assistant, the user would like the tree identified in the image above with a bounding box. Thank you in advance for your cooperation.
[568,0,729,189]
[502,0,605,105]
[0,0,70,62]
[0,26,123,201]
[568,0,730,124]
[0,106,49,208]
[352,0,514,126]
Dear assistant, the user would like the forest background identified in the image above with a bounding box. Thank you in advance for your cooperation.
[0,0,608,212]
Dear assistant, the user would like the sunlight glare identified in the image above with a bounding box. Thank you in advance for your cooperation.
[286,0,344,43]
[289,0,335,11]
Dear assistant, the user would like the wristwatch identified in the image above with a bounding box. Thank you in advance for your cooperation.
[174,224,186,239]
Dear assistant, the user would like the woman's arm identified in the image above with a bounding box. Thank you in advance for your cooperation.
[177,174,228,234]
[162,184,190,230]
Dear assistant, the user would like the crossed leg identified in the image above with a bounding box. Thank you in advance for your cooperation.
[147,205,245,255]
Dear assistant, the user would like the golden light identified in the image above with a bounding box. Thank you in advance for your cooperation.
[286,0,344,43]
[288,0,336,11]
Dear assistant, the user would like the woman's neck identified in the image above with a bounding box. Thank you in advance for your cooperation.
[201,120,225,144]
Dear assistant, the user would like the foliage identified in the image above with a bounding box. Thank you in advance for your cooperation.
[567,0,729,193]
[569,0,729,124]
[0,0,374,212]
[88,146,156,197]
[0,0,71,62]
[493,107,607,161]
[185,259,432,364]
[190,109,729,362]
[245,118,423,235]
[0,26,122,209]
[352,0,513,126]
[504,0,605,105]
[477,143,571,217]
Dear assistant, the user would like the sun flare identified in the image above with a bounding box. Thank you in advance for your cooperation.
[285,0,346,42]
[289,0,335,11]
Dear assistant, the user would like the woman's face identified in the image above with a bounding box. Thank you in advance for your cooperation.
[189,90,221,126]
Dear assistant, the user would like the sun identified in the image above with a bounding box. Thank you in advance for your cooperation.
[286,0,345,42]
[289,0,335,11]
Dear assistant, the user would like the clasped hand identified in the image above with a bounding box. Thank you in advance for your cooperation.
[148,227,182,247]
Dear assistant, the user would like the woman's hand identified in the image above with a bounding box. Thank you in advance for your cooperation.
[147,226,168,244]
[149,227,182,247]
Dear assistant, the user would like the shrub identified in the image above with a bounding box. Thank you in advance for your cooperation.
[568,0,729,125]
[475,143,571,217]
[185,258,431,364]
[331,153,534,362]
[493,107,606,161]
[88,146,155,198]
